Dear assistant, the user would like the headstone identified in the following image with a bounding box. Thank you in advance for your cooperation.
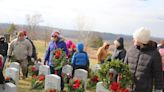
[5,68,19,85]
[62,65,73,76]
[45,74,61,91]
[39,65,50,75]
[74,69,88,92]
[0,83,17,92]
[9,62,20,70]
[96,82,110,92]
[92,64,101,73]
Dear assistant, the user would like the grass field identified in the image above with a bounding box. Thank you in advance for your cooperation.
[17,40,97,92]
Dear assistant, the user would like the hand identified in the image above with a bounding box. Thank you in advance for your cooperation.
[44,61,46,65]
[27,56,31,61]
[155,89,162,92]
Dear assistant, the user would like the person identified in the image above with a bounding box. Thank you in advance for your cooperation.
[158,40,164,92]
[0,36,8,69]
[23,31,37,61]
[0,68,5,84]
[96,42,110,64]
[7,31,32,79]
[124,27,163,92]
[66,40,76,61]
[111,37,126,61]
[44,31,68,92]
[71,42,90,75]
[23,30,37,77]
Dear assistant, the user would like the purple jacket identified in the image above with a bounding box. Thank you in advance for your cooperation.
[44,38,68,66]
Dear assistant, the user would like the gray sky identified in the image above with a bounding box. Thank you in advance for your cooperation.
[0,0,164,38]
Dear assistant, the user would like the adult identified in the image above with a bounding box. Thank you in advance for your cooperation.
[111,37,126,61]
[8,31,32,79]
[158,40,164,92]
[23,31,37,61]
[124,27,163,92]
[0,36,8,69]
[96,42,110,64]
[44,31,68,92]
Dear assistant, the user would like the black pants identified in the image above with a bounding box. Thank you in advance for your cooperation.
[50,66,64,91]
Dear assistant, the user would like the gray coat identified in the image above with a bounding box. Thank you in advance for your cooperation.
[124,45,163,92]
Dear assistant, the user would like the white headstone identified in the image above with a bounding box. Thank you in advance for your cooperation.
[74,69,88,92]
[9,62,20,70]
[96,82,110,92]
[45,74,61,91]
[5,68,19,85]
[39,65,50,75]
[62,65,73,76]
[0,83,17,92]
[92,64,101,73]
[74,69,88,81]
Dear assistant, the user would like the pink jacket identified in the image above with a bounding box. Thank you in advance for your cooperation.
[159,48,164,71]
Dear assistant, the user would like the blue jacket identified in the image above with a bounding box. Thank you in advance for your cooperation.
[44,38,68,66]
[71,42,89,66]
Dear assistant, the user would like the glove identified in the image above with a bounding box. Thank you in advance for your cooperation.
[155,89,163,92]
[44,60,47,65]
[27,56,31,61]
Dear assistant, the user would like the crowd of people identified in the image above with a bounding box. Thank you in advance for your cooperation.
[0,27,164,92]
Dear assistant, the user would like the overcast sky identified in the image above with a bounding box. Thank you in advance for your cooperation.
[0,0,164,38]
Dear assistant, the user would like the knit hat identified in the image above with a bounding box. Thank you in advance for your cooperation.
[133,27,151,44]
[51,31,60,37]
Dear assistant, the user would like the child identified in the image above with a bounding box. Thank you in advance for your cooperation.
[71,42,90,75]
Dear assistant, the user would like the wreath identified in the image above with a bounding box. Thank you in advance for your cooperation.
[29,65,39,76]
[45,88,60,92]
[52,49,67,70]
[87,69,99,89]
[98,60,132,92]
[67,79,84,92]
[31,74,45,90]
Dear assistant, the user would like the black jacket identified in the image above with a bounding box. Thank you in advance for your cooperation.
[124,44,163,92]
[0,41,8,56]
[26,37,37,60]
[111,37,126,61]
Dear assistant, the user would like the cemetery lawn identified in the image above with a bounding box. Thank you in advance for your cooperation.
[17,40,97,92]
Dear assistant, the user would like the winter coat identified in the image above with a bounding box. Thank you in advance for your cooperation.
[159,46,164,71]
[124,44,163,92]
[71,42,89,67]
[45,38,68,66]
[97,42,109,63]
[0,41,8,56]
[8,38,32,60]
[26,37,37,60]
[111,37,126,61]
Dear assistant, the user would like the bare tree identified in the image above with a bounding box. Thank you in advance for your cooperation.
[76,15,94,51]
[26,14,43,40]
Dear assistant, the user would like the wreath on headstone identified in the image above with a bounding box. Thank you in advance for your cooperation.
[45,88,60,92]
[29,65,39,76]
[98,60,132,92]
[87,69,99,89]
[31,74,45,90]
[67,79,85,92]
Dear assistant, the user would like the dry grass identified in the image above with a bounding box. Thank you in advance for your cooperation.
[17,40,98,92]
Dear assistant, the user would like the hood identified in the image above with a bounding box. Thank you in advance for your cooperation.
[116,37,124,49]
[136,40,157,51]
[76,42,84,52]
[66,40,73,48]
[102,42,110,49]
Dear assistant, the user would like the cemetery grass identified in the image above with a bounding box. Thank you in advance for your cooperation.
[18,40,97,92]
